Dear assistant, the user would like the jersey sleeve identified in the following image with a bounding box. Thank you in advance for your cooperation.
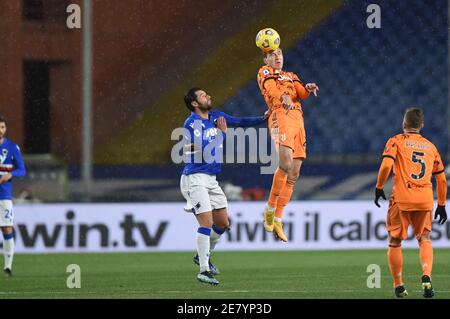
[257,67,285,102]
[376,155,394,189]
[381,137,398,161]
[220,112,265,128]
[11,144,26,178]
[292,73,309,100]
[432,147,445,175]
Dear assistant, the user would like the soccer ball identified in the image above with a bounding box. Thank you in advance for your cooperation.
[255,28,281,53]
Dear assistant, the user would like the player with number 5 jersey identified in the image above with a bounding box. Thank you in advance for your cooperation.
[374,108,447,298]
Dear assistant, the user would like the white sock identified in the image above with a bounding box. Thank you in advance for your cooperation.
[210,226,224,252]
[3,235,14,270]
[274,217,282,223]
[266,204,276,212]
[196,227,211,272]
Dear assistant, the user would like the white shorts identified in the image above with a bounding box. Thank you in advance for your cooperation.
[0,200,14,227]
[180,173,228,214]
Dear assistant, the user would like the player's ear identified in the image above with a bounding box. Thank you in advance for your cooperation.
[191,101,198,108]
[420,123,424,130]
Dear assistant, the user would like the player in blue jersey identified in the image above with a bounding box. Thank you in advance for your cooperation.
[181,88,268,285]
[0,116,26,277]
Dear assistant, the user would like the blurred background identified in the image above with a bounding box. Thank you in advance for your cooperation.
[1,0,449,203]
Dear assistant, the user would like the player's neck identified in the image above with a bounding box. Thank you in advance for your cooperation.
[0,137,4,144]
[403,129,420,134]
[195,110,209,120]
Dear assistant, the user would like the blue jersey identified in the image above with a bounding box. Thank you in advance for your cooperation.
[182,111,265,175]
[0,138,26,200]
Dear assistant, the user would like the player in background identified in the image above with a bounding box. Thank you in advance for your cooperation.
[257,48,319,241]
[374,108,447,298]
[181,88,269,285]
[0,116,26,277]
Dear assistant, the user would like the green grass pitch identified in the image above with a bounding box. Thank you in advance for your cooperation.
[0,249,449,299]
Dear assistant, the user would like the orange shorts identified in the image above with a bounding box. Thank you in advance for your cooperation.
[386,200,432,241]
[269,108,306,159]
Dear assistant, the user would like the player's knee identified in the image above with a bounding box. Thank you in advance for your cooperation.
[279,161,292,173]
[389,237,402,246]
[418,231,431,243]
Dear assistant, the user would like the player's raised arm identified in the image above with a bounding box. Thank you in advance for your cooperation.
[219,112,266,128]
[292,73,319,99]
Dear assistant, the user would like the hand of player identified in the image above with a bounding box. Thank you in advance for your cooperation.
[374,188,386,207]
[263,110,272,120]
[281,94,295,113]
[305,83,319,96]
[434,205,447,224]
[216,116,227,133]
[0,173,12,185]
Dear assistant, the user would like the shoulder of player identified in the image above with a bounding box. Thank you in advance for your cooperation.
[285,70,299,78]
[419,136,439,152]
[386,134,402,143]
[183,115,196,129]
[210,111,225,118]
[4,139,20,150]
[258,65,275,77]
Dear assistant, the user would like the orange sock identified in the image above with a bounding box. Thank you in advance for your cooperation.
[268,168,288,208]
[275,181,294,218]
[419,240,433,278]
[387,245,403,287]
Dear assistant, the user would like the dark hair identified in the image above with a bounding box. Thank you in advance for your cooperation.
[0,115,6,125]
[184,87,202,112]
[404,107,424,129]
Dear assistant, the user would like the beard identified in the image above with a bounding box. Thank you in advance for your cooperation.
[198,103,212,112]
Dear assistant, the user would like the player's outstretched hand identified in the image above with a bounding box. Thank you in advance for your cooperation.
[434,205,447,224]
[305,83,319,96]
[216,116,227,133]
[374,188,386,207]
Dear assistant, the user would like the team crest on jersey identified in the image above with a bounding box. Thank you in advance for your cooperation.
[263,69,270,76]
[0,149,8,164]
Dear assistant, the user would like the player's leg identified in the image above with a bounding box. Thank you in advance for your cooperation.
[273,158,302,242]
[264,111,293,232]
[410,211,434,298]
[180,174,218,285]
[211,208,229,252]
[264,145,292,232]
[1,227,14,277]
[388,236,407,297]
[204,177,230,274]
[195,212,218,285]
[0,200,14,277]
[198,208,229,275]
[386,203,408,297]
